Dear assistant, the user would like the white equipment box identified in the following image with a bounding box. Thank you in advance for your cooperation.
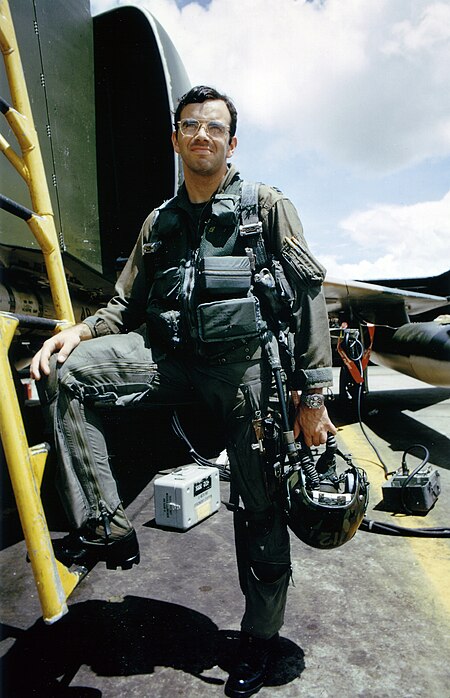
[154,464,221,530]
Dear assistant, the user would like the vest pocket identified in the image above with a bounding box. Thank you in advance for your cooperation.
[197,256,252,295]
[281,237,326,289]
[197,296,260,343]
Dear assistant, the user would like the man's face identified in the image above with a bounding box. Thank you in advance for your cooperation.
[172,99,237,179]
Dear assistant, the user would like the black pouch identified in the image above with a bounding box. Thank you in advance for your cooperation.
[197,296,260,343]
[197,256,251,295]
[281,237,326,289]
[253,266,291,328]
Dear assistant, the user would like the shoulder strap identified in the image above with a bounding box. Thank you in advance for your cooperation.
[240,181,261,233]
[239,181,268,269]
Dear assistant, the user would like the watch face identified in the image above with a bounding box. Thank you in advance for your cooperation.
[303,393,324,408]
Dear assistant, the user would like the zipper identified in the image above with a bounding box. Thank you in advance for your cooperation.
[59,399,108,522]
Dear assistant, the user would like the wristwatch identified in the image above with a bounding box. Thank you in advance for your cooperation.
[301,392,325,409]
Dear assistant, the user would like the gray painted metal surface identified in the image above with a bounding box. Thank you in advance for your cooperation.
[0,0,101,268]
[1,1,189,279]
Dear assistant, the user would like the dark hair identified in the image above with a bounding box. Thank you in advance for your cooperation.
[174,85,237,142]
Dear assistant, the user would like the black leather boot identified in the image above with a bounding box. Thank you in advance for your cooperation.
[224,632,279,698]
[53,527,140,570]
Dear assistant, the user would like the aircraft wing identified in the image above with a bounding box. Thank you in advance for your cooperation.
[324,277,449,320]
[324,276,450,388]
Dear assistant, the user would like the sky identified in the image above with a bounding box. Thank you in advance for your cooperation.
[91,0,450,281]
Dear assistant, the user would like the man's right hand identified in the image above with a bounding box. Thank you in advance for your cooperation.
[30,323,92,380]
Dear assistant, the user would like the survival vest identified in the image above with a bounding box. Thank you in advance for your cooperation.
[143,179,322,358]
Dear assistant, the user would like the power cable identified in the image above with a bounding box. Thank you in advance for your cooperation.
[339,328,449,538]
[340,330,391,476]
[171,411,231,481]
[361,518,450,538]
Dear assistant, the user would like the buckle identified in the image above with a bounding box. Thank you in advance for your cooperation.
[239,222,263,237]
[143,241,162,254]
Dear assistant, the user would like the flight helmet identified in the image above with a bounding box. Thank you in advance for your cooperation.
[284,441,369,549]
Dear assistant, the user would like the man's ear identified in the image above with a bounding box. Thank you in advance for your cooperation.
[172,131,180,153]
[227,135,237,159]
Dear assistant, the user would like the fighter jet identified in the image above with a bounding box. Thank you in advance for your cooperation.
[325,272,450,391]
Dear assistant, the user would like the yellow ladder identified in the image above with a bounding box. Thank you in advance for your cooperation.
[0,0,83,623]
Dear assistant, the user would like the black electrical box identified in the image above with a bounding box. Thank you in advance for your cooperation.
[382,468,441,513]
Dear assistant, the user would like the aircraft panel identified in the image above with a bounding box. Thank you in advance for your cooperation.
[324,277,449,319]
[0,0,101,270]
[1,0,56,251]
[34,0,101,270]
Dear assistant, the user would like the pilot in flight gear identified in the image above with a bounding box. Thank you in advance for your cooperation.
[32,86,336,698]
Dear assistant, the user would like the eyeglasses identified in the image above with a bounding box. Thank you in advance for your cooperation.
[177,118,230,139]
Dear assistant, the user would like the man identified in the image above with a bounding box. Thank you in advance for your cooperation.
[31,85,336,697]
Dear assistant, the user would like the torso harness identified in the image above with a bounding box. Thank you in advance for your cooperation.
[143,180,295,362]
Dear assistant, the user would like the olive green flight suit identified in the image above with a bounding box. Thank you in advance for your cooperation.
[41,165,333,639]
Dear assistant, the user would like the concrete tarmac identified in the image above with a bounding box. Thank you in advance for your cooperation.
[1,367,450,697]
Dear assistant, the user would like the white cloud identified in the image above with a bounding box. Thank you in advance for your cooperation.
[90,0,450,281]
[321,189,450,279]
[92,0,450,174]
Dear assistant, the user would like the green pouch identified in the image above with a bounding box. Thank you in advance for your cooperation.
[197,296,260,343]
[197,256,251,295]
[281,237,326,289]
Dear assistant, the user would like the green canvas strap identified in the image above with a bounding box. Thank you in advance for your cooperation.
[240,181,268,269]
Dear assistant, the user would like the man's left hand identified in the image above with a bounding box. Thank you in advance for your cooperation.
[293,404,337,447]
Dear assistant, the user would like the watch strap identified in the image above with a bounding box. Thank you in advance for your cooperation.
[300,393,325,409]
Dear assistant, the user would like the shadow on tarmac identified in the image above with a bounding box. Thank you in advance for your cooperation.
[0,596,305,697]
[328,387,450,470]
